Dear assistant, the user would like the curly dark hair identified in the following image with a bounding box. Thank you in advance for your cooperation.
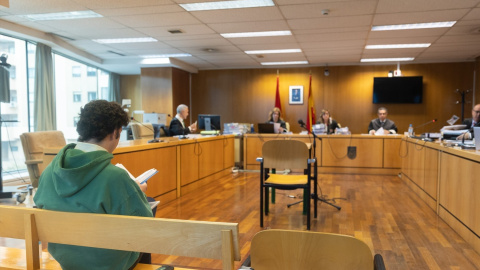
[76,100,129,142]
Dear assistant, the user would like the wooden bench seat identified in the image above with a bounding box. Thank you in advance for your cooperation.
[0,206,240,270]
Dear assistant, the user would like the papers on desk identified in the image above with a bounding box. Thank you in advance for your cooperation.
[375,127,384,135]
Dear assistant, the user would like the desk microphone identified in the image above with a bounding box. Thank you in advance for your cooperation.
[414,119,437,131]
[298,119,306,127]
[130,117,161,143]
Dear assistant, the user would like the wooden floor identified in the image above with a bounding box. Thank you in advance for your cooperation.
[152,172,480,270]
[2,172,480,269]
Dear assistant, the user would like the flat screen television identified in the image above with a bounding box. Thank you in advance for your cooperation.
[373,76,423,104]
[198,114,221,131]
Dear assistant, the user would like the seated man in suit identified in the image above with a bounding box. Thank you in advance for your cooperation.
[457,103,480,140]
[368,107,397,135]
[169,104,197,136]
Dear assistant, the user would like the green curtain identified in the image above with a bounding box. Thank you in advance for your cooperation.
[108,72,121,103]
[34,43,55,131]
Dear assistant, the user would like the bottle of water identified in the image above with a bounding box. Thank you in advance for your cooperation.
[250,124,254,133]
[408,124,413,137]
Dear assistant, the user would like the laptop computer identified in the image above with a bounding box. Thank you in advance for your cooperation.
[258,123,277,133]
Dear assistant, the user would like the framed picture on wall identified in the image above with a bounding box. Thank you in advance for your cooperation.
[289,86,303,104]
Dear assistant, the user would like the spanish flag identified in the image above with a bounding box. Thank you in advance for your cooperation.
[306,74,315,132]
[274,71,282,111]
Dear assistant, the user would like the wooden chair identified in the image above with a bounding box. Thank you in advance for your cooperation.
[0,205,241,270]
[257,140,317,230]
[131,123,155,140]
[249,229,386,270]
[19,131,66,188]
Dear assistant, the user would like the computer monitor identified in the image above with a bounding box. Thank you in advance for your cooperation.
[198,114,221,131]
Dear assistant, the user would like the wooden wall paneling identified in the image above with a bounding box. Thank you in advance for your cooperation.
[199,140,224,179]
[180,143,199,187]
[140,67,173,115]
[321,138,383,168]
[383,138,402,168]
[244,136,277,169]
[172,68,191,124]
[223,137,235,169]
[439,153,480,237]
[120,75,142,119]
[189,63,475,135]
[111,146,177,198]
[424,147,439,200]
[407,141,425,188]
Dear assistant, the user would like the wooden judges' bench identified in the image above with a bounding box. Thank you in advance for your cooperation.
[244,134,403,175]
[43,135,235,204]
[401,138,480,255]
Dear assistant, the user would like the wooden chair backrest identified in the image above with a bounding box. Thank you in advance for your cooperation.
[131,123,154,139]
[262,140,309,170]
[0,206,240,270]
[250,229,373,270]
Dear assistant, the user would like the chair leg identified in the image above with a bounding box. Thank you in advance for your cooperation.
[260,164,264,228]
[271,187,275,203]
[265,186,269,215]
[306,187,311,230]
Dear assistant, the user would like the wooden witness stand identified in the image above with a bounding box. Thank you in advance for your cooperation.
[0,205,240,270]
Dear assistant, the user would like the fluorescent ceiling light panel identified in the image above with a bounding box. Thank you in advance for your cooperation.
[245,49,301,54]
[360,57,414,62]
[365,44,431,49]
[141,53,192,58]
[93,37,157,44]
[141,58,170,65]
[180,0,274,11]
[23,10,102,21]
[221,30,291,38]
[372,21,456,31]
[261,61,309,66]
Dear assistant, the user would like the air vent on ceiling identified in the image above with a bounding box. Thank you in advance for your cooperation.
[256,55,264,58]
[49,33,75,41]
[107,50,126,56]
[203,48,217,53]
[168,29,184,34]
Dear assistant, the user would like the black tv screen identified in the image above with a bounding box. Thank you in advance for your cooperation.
[373,76,423,104]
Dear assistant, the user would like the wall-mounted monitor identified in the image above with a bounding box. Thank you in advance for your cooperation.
[198,114,221,131]
[373,76,423,104]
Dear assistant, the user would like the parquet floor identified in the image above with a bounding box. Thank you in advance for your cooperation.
[2,172,480,269]
[152,172,480,270]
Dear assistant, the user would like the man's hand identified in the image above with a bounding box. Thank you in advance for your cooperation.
[457,132,471,140]
[384,130,391,134]
[369,130,375,135]
[190,121,197,132]
[136,181,147,193]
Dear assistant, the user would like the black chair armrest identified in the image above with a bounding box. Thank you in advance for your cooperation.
[374,254,386,270]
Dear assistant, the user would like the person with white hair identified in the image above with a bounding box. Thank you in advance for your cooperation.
[169,104,197,136]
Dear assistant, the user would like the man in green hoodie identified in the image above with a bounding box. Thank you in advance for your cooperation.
[34,100,153,270]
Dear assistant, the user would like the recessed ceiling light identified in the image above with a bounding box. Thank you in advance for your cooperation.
[261,61,309,65]
[93,37,157,44]
[221,30,292,38]
[372,21,456,31]
[23,10,102,21]
[141,58,170,65]
[365,44,431,49]
[245,49,301,54]
[360,57,414,62]
[180,0,274,11]
[141,53,192,58]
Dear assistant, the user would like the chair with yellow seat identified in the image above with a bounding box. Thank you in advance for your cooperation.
[130,122,154,140]
[257,140,317,230]
[19,130,66,188]
[249,229,386,270]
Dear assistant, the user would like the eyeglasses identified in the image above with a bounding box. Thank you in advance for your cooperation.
[473,110,480,114]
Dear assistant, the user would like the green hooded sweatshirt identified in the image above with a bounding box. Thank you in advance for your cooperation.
[34,143,153,270]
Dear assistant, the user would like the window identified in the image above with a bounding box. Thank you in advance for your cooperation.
[72,66,81,77]
[73,116,80,127]
[73,92,81,102]
[28,67,35,79]
[88,91,97,101]
[87,67,96,77]
[9,65,16,79]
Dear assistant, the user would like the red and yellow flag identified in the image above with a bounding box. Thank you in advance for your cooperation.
[274,72,281,111]
[306,74,316,132]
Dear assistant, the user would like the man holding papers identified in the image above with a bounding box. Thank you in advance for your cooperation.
[368,107,398,135]
[34,100,153,270]
[457,104,480,140]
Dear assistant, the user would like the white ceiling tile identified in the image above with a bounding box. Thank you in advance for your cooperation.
[366,36,439,44]
[156,34,221,42]
[94,5,182,17]
[226,36,297,45]
[296,31,369,42]
[376,0,479,13]
[110,12,200,28]
[362,49,423,58]
[71,0,175,9]
[280,1,377,19]
[39,18,126,32]
[463,8,480,20]
[237,43,302,51]
[103,41,174,51]
[137,24,215,37]
[163,37,231,47]
[207,20,290,33]
[304,48,363,57]
[3,0,85,15]
[367,28,448,39]
[180,46,241,55]
[275,0,355,4]
[373,9,471,25]
[189,7,283,24]
[289,15,373,30]
[300,40,366,49]
[293,26,370,35]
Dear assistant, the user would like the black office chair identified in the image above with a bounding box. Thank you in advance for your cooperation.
[257,140,317,230]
